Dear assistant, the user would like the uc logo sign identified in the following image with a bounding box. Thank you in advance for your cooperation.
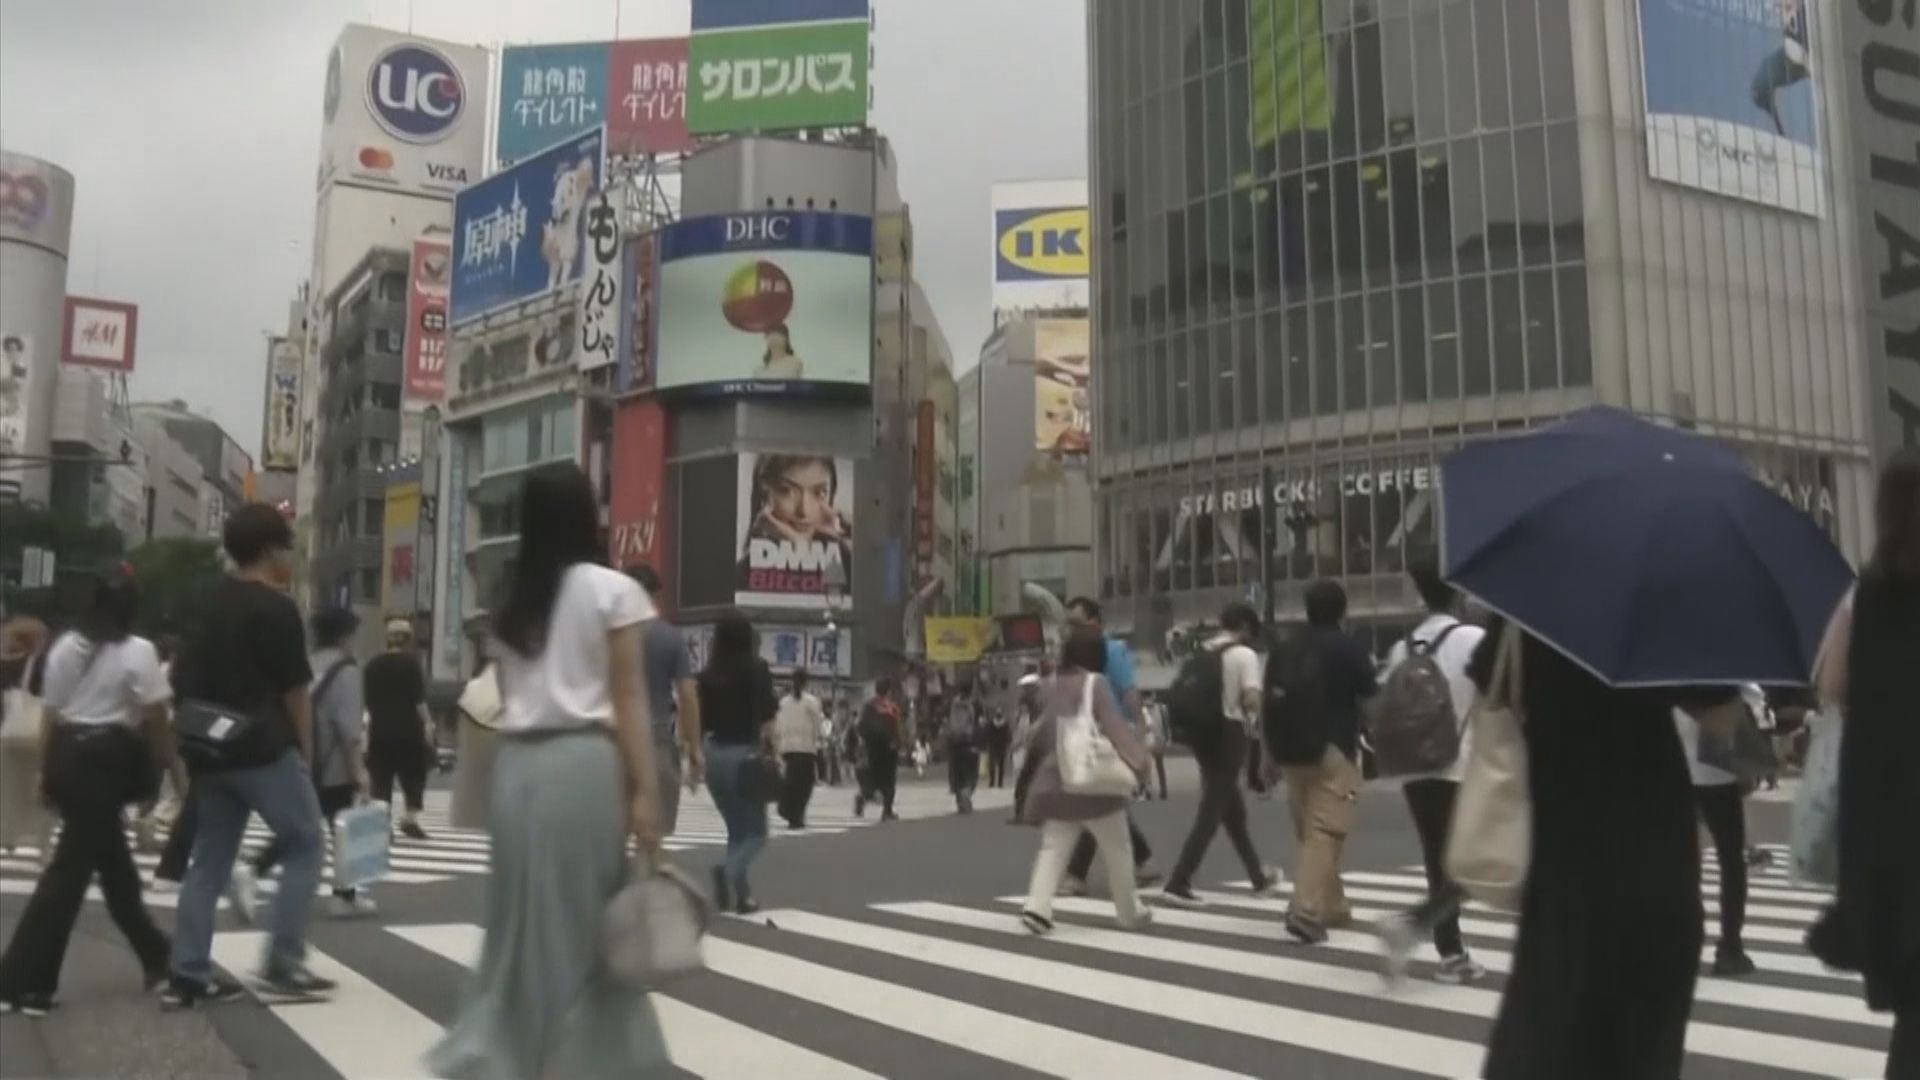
[995,206,1090,281]
[367,44,465,143]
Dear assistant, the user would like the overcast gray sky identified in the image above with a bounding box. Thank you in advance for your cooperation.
[0,0,1086,460]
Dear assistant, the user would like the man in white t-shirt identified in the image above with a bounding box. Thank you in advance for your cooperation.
[1377,561,1487,985]
[1157,602,1280,908]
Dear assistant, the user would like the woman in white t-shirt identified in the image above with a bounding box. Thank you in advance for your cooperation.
[426,468,670,1079]
[773,670,825,829]
[0,578,172,1016]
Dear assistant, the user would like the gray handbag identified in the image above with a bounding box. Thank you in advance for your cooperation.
[601,858,712,991]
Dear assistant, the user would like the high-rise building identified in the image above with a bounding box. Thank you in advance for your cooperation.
[1087,0,1889,648]
[0,149,75,507]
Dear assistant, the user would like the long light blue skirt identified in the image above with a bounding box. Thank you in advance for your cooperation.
[425,728,671,1079]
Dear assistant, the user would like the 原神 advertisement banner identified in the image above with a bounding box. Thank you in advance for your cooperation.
[735,451,855,610]
[451,127,605,325]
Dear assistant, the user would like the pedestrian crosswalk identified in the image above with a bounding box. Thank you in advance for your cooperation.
[200,844,1887,1080]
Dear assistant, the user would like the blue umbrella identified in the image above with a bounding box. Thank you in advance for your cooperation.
[1438,407,1854,687]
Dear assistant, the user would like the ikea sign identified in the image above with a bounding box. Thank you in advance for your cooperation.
[994,206,1090,282]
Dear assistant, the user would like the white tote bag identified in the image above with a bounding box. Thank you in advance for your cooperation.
[1445,627,1531,911]
[1055,675,1138,797]
[603,858,712,990]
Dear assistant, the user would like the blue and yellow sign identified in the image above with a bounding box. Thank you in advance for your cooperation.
[994,205,1090,282]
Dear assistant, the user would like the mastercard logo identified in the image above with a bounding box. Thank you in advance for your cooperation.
[357,146,395,171]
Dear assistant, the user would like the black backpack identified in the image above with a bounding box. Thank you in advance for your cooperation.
[1165,648,1228,750]
[1263,629,1331,766]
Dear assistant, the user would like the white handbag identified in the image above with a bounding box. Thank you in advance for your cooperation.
[0,688,43,748]
[602,858,712,990]
[1445,626,1531,912]
[1055,675,1138,797]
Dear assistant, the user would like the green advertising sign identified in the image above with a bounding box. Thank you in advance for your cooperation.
[687,20,869,134]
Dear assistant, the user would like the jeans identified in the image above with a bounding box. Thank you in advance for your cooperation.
[154,783,197,883]
[0,726,169,998]
[705,742,768,898]
[654,735,683,837]
[1167,723,1267,892]
[1025,811,1142,926]
[1402,778,1466,958]
[253,783,357,901]
[171,749,324,985]
[1280,745,1360,927]
[1695,782,1747,953]
[779,751,816,827]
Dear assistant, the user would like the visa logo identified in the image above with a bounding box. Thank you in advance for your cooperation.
[427,162,469,184]
[995,206,1090,280]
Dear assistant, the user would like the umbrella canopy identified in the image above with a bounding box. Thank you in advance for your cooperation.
[1439,407,1854,687]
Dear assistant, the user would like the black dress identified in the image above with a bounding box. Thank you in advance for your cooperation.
[1472,627,1721,1080]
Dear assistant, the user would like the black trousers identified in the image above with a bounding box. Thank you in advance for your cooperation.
[986,733,1010,788]
[1402,778,1467,958]
[947,741,978,797]
[1167,724,1266,891]
[1152,753,1168,799]
[1068,815,1152,880]
[255,783,358,899]
[1889,978,1918,1080]
[779,752,817,827]
[368,740,428,813]
[868,752,898,816]
[0,726,169,998]
[1696,782,1747,953]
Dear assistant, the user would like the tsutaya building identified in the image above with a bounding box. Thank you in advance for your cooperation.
[1086,0,1892,647]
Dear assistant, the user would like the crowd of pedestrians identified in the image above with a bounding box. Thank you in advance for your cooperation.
[0,433,1912,1077]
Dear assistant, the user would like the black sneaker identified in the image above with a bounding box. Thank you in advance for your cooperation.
[1712,948,1757,978]
[1283,913,1329,945]
[160,976,246,1010]
[399,820,429,841]
[710,866,732,913]
[252,965,337,1001]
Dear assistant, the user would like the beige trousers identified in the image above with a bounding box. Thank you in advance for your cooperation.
[1280,745,1361,927]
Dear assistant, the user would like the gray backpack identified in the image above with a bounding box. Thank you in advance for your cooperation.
[1372,623,1466,777]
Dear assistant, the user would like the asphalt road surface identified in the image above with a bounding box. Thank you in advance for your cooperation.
[0,769,1889,1079]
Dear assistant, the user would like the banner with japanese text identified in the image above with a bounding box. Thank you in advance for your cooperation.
[404,237,449,399]
[687,0,869,134]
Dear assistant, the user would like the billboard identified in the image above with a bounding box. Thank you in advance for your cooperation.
[684,621,852,678]
[1638,0,1824,215]
[736,452,855,610]
[0,151,75,257]
[608,397,669,577]
[262,337,302,471]
[1034,318,1090,456]
[1248,0,1331,149]
[381,478,421,614]
[498,39,695,167]
[404,237,450,400]
[59,297,138,373]
[618,230,660,394]
[574,188,624,373]
[924,617,992,664]
[0,333,37,465]
[450,127,605,325]
[687,0,870,135]
[654,211,873,396]
[991,181,1091,311]
[914,400,935,584]
[1840,0,1920,452]
[317,25,489,197]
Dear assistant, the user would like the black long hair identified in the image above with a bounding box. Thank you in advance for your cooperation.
[79,577,139,645]
[704,612,755,680]
[1869,448,1920,583]
[789,668,809,700]
[494,467,603,657]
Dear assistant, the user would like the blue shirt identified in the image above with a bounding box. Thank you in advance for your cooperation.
[1102,636,1136,721]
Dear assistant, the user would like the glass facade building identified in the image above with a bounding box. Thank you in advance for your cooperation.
[1089,0,1882,646]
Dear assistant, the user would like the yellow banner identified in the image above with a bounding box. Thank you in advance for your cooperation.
[923,616,993,664]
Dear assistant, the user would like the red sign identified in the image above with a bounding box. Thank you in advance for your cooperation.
[606,39,695,157]
[623,230,657,393]
[403,237,450,400]
[914,400,936,582]
[609,397,670,589]
[60,297,138,372]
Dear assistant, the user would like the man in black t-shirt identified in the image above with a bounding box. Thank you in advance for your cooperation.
[165,504,335,1006]
[363,619,433,840]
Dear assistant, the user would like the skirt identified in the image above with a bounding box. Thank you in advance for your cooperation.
[425,728,671,1080]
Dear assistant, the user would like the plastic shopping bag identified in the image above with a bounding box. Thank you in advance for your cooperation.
[1789,709,1842,887]
[603,858,712,990]
[333,801,391,890]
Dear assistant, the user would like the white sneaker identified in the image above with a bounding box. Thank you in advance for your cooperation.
[1377,914,1419,987]
[1251,865,1286,898]
[329,894,378,920]
[147,876,180,895]
[226,865,259,926]
[1120,903,1155,931]
[1057,876,1088,898]
[1434,953,1487,985]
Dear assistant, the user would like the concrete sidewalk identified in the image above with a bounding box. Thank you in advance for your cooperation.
[0,904,247,1080]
